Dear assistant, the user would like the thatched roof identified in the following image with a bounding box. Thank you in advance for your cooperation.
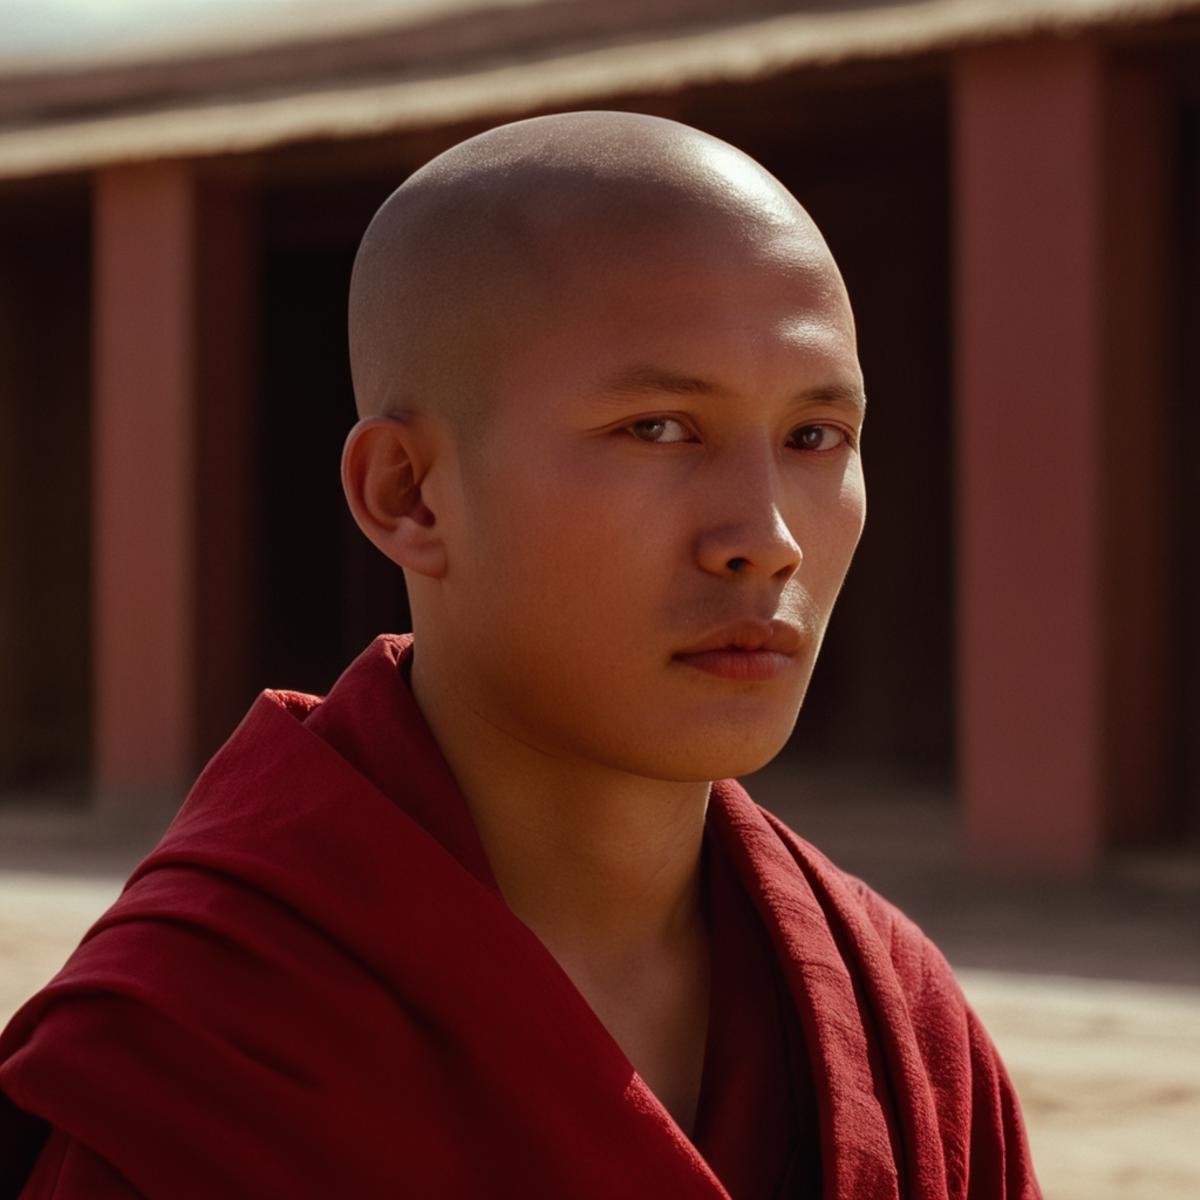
[1,0,1196,179]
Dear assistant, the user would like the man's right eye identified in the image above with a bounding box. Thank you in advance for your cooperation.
[625,417,693,444]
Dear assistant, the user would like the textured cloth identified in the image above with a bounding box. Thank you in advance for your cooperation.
[0,633,1041,1199]
[694,825,820,1198]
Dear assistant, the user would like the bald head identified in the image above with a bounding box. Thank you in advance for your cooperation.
[347,110,831,454]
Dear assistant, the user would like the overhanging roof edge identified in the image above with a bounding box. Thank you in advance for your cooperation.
[0,0,1195,182]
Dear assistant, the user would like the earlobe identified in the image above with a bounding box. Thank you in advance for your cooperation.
[340,416,448,579]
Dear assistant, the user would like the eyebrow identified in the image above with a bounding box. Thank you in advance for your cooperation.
[591,364,867,416]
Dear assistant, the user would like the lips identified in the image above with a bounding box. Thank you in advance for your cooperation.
[673,618,803,657]
[670,619,803,682]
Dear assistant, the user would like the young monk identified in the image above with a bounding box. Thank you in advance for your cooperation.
[0,110,1041,1198]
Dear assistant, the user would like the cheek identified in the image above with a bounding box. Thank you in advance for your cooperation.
[839,460,867,543]
[462,464,630,623]
[452,467,666,735]
[799,461,866,598]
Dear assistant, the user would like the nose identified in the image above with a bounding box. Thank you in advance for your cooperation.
[694,443,803,582]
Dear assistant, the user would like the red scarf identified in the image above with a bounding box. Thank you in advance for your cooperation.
[0,633,1040,1199]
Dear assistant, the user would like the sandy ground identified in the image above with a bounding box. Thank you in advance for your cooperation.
[1,777,1198,1199]
[959,970,1200,1200]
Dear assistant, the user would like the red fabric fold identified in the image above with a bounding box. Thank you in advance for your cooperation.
[0,633,1041,1199]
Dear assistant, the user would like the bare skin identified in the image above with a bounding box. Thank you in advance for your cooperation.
[341,111,866,1137]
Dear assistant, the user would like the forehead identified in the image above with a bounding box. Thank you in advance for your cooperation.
[491,212,860,411]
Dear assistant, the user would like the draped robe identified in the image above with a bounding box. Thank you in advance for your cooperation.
[0,633,1041,1199]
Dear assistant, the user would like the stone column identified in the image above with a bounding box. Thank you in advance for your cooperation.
[952,40,1172,873]
[92,163,257,807]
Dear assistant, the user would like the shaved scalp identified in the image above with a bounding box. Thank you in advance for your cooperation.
[347,110,826,458]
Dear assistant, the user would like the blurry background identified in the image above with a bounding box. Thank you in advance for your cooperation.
[0,1,1198,1196]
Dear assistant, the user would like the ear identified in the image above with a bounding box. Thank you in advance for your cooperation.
[341,416,448,579]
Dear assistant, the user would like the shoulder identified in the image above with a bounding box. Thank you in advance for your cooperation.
[756,810,1044,1193]
[844,870,961,996]
[754,802,970,1018]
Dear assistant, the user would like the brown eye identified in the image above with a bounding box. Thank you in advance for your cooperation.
[793,425,845,452]
[628,417,690,444]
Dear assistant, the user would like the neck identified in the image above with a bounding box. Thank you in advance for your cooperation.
[409,642,712,982]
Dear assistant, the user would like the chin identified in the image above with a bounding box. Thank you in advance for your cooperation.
[638,734,792,784]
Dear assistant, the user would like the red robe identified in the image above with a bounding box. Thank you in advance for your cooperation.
[0,633,1041,1199]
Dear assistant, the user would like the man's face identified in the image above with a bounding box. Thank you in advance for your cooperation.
[436,206,866,782]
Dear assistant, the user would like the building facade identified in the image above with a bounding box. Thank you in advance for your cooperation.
[1,0,1198,874]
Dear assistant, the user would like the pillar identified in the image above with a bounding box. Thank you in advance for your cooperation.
[952,40,1172,873]
[92,163,257,807]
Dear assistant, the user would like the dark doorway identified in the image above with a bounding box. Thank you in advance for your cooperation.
[0,178,91,801]
[1177,101,1200,840]
[257,204,411,699]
